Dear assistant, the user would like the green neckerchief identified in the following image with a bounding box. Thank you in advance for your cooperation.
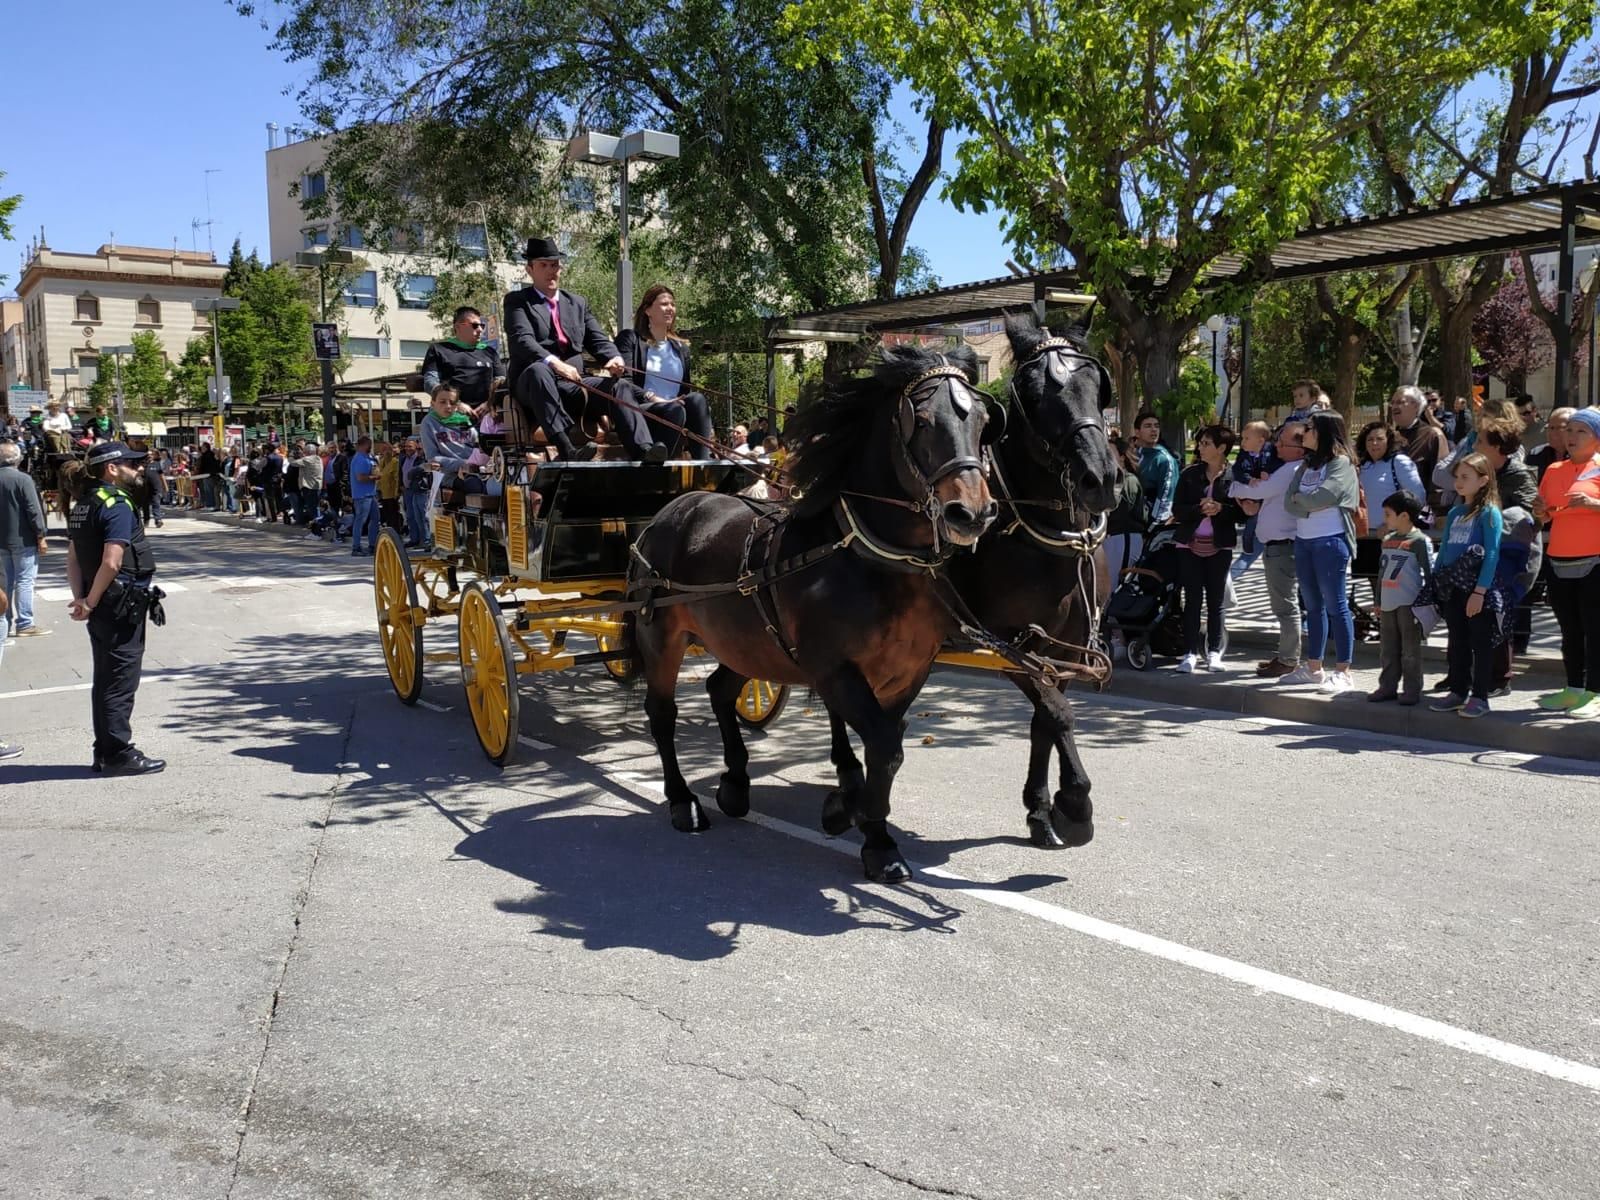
[446,336,489,351]
[436,412,473,429]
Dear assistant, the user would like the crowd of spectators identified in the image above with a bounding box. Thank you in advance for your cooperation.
[1107,381,1600,721]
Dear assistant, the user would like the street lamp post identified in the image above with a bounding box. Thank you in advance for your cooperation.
[294,248,356,439]
[1205,313,1227,422]
[193,296,243,444]
[103,344,136,437]
[565,129,681,329]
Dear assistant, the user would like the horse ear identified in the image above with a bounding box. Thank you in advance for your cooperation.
[981,395,1007,445]
[1004,310,1045,359]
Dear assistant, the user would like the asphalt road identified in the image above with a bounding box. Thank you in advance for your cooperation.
[2,520,1597,1200]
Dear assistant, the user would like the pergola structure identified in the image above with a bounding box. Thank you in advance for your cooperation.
[254,371,425,442]
[771,178,1600,410]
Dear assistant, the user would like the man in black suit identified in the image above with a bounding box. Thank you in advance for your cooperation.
[504,236,668,462]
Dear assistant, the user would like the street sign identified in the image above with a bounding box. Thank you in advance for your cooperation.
[4,386,47,415]
[313,323,341,361]
[207,375,232,410]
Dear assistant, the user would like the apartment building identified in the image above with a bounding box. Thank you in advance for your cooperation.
[1,298,25,410]
[12,240,227,409]
[265,135,525,386]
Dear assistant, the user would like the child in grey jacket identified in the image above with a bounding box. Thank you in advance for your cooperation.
[1369,490,1434,705]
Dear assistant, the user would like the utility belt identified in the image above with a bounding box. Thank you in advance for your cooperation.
[99,577,168,627]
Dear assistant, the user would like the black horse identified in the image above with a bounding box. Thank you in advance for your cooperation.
[945,313,1121,847]
[625,344,998,883]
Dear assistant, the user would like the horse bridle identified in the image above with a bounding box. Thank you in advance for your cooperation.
[1005,338,1109,502]
[836,360,990,569]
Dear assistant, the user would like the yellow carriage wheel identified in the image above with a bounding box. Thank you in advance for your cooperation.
[374,527,425,705]
[594,619,632,682]
[735,678,790,730]
[458,581,521,767]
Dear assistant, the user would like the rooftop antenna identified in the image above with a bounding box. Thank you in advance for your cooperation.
[201,168,222,256]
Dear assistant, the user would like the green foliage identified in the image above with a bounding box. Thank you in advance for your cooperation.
[121,332,172,417]
[241,0,943,331]
[0,169,18,287]
[784,0,1595,402]
[203,250,319,403]
[1164,357,1224,430]
[171,339,213,408]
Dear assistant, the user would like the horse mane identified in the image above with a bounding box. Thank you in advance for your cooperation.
[1004,309,1092,360]
[785,343,979,517]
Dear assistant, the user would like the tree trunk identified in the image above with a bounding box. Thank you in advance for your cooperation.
[1437,301,1477,407]
[1331,326,1366,422]
[1391,282,1422,385]
[1137,327,1185,450]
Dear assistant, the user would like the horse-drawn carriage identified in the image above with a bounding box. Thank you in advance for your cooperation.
[374,315,1118,882]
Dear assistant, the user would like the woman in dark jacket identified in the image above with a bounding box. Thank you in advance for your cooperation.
[1172,424,1244,673]
[614,284,714,459]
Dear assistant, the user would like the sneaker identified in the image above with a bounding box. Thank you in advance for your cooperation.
[1256,658,1296,677]
[0,741,22,761]
[1427,676,1453,693]
[1206,651,1224,671]
[1175,653,1198,674]
[15,626,51,638]
[1319,671,1354,695]
[1459,697,1491,719]
[1278,664,1325,686]
[1488,685,1511,699]
[1429,693,1467,712]
[1569,695,1600,721]
[1537,687,1590,712]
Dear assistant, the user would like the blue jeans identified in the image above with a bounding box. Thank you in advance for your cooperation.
[1,546,38,631]
[1294,535,1354,664]
[404,491,430,546]
[351,495,380,550]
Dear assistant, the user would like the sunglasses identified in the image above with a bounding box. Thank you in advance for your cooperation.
[465,320,486,329]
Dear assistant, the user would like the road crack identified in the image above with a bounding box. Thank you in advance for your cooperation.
[224,699,357,1199]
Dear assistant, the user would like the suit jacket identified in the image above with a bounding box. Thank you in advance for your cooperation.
[614,329,694,397]
[504,285,618,395]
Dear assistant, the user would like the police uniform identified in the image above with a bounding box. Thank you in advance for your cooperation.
[69,444,164,774]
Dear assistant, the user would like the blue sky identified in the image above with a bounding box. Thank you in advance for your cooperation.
[2,1,1012,296]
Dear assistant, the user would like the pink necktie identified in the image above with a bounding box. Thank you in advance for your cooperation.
[548,296,569,348]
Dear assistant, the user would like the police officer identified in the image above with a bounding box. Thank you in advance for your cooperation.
[66,442,164,776]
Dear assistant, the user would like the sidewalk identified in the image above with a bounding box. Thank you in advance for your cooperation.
[178,510,1593,764]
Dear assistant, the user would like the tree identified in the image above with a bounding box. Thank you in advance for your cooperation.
[239,0,946,340]
[1475,255,1594,393]
[171,339,213,408]
[1371,42,1600,404]
[0,169,18,288]
[120,332,173,419]
[787,0,1593,421]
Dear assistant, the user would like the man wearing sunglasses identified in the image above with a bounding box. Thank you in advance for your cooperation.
[421,306,504,419]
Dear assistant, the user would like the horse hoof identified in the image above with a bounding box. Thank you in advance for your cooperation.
[862,846,913,884]
[1027,815,1068,849]
[820,789,855,837]
[1054,788,1093,826]
[1049,809,1093,847]
[670,798,711,833]
[716,776,751,819]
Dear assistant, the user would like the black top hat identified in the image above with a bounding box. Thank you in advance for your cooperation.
[522,236,569,262]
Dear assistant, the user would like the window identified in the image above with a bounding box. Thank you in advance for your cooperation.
[345,336,389,358]
[77,355,100,385]
[303,171,327,199]
[399,339,432,360]
[388,223,427,252]
[339,225,365,249]
[457,224,488,258]
[136,297,161,325]
[342,270,379,308]
[75,293,101,322]
[397,273,436,310]
[563,178,597,213]
[303,226,330,249]
[975,357,991,384]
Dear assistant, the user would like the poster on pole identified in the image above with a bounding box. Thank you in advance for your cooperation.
[313,323,341,361]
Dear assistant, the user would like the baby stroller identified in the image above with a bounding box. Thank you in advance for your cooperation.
[1104,525,1222,670]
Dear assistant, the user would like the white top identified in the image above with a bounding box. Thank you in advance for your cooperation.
[43,412,71,433]
[1229,459,1301,543]
[643,340,683,400]
[1293,464,1346,540]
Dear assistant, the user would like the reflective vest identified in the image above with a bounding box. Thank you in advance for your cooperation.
[69,484,157,582]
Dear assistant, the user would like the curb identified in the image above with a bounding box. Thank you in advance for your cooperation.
[1096,666,1596,765]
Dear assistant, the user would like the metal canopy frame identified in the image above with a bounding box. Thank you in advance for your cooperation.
[772,178,1600,403]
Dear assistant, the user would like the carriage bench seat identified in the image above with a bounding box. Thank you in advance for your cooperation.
[463,492,503,513]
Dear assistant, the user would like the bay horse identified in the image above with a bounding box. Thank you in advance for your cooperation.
[945,313,1121,847]
[625,344,998,883]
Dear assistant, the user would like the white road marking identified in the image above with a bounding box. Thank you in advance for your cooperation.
[587,770,1600,1096]
[417,699,453,713]
[0,672,193,703]
[517,735,554,751]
